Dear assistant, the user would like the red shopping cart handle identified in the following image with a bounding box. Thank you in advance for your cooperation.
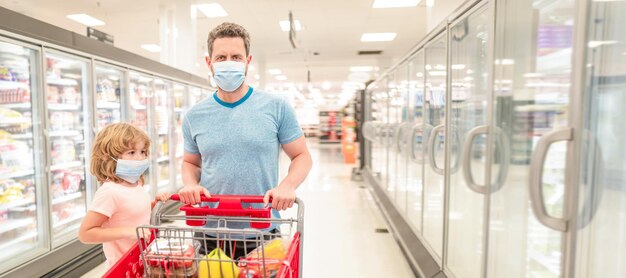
[170,194,272,229]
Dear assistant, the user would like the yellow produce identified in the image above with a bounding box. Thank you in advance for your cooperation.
[198,248,240,278]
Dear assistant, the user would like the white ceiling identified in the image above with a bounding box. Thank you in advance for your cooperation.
[0,0,429,95]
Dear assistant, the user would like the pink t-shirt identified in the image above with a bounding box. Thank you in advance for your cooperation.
[89,181,151,269]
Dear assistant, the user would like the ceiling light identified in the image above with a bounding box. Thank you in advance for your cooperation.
[141,44,161,52]
[350,66,373,72]
[426,0,435,7]
[451,64,466,70]
[322,81,332,90]
[269,69,282,75]
[276,75,287,80]
[361,33,397,42]
[195,3,228,18]
[254,74,260,79]
[279,20,302,32]
[372,0,420,8]
[66,14,105,26]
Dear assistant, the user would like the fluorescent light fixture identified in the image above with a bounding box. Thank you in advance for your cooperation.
[350,66,373,72]
[428,71,446,76]
[254,74,260,80]
[195,3,228,18]
[268,69,282,75]
[66,14,105,26]
[451,64,466,70]
[425,64,432,70]
[426,0,435,7]
[373,0,420,8]
[361,33,397,42]
[279,20,302,32]
[275,75,287,80]
[435,64,446,70]
[141,44,161,52]
[322,81,332,90]
[501,59,515,65]
[588,40,618,48]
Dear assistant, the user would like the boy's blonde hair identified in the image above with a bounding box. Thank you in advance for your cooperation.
[91,123,151,184]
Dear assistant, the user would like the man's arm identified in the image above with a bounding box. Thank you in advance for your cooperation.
[178,152,211,205]
[264,136,312,210]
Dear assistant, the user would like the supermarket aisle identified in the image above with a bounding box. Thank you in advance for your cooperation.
[82,139,413,277]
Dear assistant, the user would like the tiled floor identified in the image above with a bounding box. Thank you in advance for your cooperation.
[82,140,414,277]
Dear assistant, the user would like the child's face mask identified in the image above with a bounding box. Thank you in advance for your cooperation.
[110,156,150,184]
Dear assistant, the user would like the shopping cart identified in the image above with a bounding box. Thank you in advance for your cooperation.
[103,194,304,278]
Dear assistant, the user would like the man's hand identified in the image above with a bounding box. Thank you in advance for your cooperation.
[264,182,296,211]
[178,185,211,205]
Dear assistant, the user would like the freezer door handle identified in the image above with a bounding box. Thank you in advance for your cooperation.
[462,125,489,194]
[529,127,573,232]
[395,122,412,154]
[462,125,511,194]
[428,124,445,175]
[409,124,424,163]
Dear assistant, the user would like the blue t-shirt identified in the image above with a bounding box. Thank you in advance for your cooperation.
[182,87,303,232]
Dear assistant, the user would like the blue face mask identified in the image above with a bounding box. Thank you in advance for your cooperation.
[111,156,150,184]
[212,61,246,92]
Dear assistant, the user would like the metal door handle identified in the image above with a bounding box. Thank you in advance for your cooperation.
[462,125,489,194]
[410,124,424,163]
[529,127,573,232]
[428,124,445,175]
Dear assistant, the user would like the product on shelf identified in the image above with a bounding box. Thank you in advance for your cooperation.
[61,86,80,105]
[96,78,118,102]
[50,139,76,165]
[49,111,76,131]
[0,67,30,103]
[0,179,24,205]
[0,139,33,173]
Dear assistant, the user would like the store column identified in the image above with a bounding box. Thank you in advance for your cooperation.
[159,0,197,73]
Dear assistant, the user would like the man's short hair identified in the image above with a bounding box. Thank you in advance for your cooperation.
[207,22,251,57]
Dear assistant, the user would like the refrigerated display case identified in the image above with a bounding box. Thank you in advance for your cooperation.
[0,38,46,273]
[153,78,172,193]
[172,83,187,190]
[574,1,626,277]
[94,63,123,130]
[128,71,153,195]
[445,5,490,278]
[406,50,425,234]
[44,51,91,246]
[487,0,574,277]
[422,32,447,261]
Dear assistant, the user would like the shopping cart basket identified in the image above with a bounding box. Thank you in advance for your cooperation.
[103,194,304,278]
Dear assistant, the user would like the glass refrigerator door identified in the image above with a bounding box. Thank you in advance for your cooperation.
[386,71,399,201]
[188,86,204,107]
[574,1,626,277]
[487,0,574,277]
[422,33,447,261]
[0,39,45,271]
[370,82,387,188]
[407,50,425,233]
[44,51,90,245]
[153,78,172,193]
[446,6,490,278]
[128,71,153,193]
[394,63,411,215]
[378,79,390,191]
[172,83,187,190]
[94,64,123,130]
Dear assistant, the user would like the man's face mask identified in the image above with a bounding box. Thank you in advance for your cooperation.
[212,61,246,92]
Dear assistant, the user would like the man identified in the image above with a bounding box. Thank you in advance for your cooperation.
[178,22,312,257]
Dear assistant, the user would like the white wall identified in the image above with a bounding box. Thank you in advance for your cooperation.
[426,0,467,32]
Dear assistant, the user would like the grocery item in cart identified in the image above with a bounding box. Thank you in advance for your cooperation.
[198,247,240,278]
[144,238,198,277]
[238,238,289,278]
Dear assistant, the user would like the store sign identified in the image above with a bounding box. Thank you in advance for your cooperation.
[87,27,114,45]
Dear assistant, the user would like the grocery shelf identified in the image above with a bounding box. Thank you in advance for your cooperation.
[96,101,121,109]
[0,118,30,126]
[0,102,30,109]
[47,103,81,111]
[131,104,147,110]
[46,78,78,87]
[11,133,33,139]
[52,192,83,205]
[53,212,86,229]
[0,198,34,211]
[0,218,34,234]
[4,169,34,179]
[49,130,81,137]
[174,108,183,112]
[50,161,83,171]
[157,156,169,163]
[0,230,37,251]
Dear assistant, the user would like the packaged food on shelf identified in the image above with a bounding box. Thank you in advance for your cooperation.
[50,139,76,165]
[0,80,29,104]
[46,85,60,103]
[50,112,76,131]
[61,86,81,105]
[0,139,33,172]
[0,179,24,205]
